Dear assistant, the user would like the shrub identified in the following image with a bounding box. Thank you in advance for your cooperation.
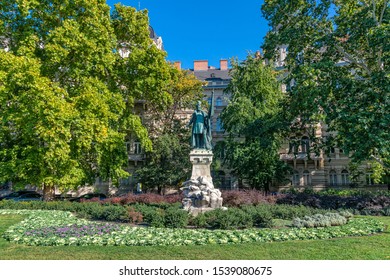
[163,207,189,228]
[126,206,143,224]
[292,213,348,228]
[206,208,253,230]
[277,190,390,215]
[103,193,183,205]
[382,207,390,216]
[100,205,128,222]
[338,210,354,220]
[190,213,208,228]
[222,190,282,207]
[241,205,274,228]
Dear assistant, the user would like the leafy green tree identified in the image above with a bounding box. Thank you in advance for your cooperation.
[111,4,173,145]
[0,52,79,198]
[0,1,175,199]
[135,69,203,194]
[135,129,191,195]
[261,0,389,168]
[220,55,291,191]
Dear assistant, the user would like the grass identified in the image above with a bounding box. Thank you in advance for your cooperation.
[0,214,389,260]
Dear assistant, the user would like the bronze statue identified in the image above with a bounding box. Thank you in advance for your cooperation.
[187,91,214,150]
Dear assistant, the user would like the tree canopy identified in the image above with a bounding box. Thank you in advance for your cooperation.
[261,0,389,167]
[219,55,291,190]
[0,0,178,199]
[135,68,204,194]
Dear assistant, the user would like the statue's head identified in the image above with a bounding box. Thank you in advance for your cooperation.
[196,101,201,110]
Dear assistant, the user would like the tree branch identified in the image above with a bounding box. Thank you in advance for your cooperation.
[370,154,390,170]
[372,0,378,25]
[335,45,372,75]
[379,0,388,24]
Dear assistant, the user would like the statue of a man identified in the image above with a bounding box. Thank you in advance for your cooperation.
[188,92,214,150]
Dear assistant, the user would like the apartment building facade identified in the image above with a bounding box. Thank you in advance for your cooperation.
[182,57,385,191]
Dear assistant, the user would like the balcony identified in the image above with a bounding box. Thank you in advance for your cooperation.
[128,153,146,161]
[280,152,322,160]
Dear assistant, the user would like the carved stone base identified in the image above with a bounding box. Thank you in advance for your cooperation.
[180,149,226,215]
[189,149,213,182]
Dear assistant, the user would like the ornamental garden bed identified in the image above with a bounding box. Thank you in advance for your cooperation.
[0,209,385,247]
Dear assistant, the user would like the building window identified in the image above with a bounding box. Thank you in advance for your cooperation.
[301,136,310,154]
[216,97,223,107]
[127,141,142,155]
[216,118,223,132]
[329,170,337,186]
[207,97,212,105]
[134,142,142,154]
[293,170,300,186]
[303,170,310,186]
[341,170,349,185]
[289,139,299,154]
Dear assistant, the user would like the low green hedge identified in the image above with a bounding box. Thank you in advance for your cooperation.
[0,200,338,229]
[0,209,385,246]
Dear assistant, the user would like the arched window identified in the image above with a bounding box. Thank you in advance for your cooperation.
[303,170,310,186]
[292,170,300,186]
[329,170,337,186]
[207,97,212,105]
[216,97,223,107]
[341,170,349,185]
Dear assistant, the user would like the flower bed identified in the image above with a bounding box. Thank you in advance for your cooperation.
[0,209,385,246]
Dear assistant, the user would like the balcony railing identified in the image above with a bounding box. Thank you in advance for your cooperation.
[280,152,322,160]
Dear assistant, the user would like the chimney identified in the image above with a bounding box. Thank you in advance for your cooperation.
[194,60,208,71]
[220,59,228,70]
[174,61,181,70]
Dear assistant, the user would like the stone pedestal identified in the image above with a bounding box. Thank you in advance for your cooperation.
[181,149,225,216]
[189,149,213,182]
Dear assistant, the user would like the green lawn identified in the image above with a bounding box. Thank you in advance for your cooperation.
[0,214,389,260]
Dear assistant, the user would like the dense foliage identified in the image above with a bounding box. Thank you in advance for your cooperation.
[219,55,291,190]
[0,199,338,229]
[261,0,389,166]
[278,189,390,215]
[0,1,200,199]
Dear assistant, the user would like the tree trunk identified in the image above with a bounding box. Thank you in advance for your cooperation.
[43,183,55,201]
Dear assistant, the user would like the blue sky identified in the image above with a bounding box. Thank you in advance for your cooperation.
[106,0,270,69]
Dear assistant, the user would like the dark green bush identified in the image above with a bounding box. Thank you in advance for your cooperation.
[163,207,189,228]
[241,205,274,228]
[190,212,208,228]
[99,205,128,222]
[206,208,253,230]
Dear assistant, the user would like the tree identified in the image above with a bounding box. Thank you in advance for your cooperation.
[135,69,203,194]
[0,1,175,199]
[261,0,389,168]
[0,52,79,198]
[111,4,173,143]
[219,55,291,191]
